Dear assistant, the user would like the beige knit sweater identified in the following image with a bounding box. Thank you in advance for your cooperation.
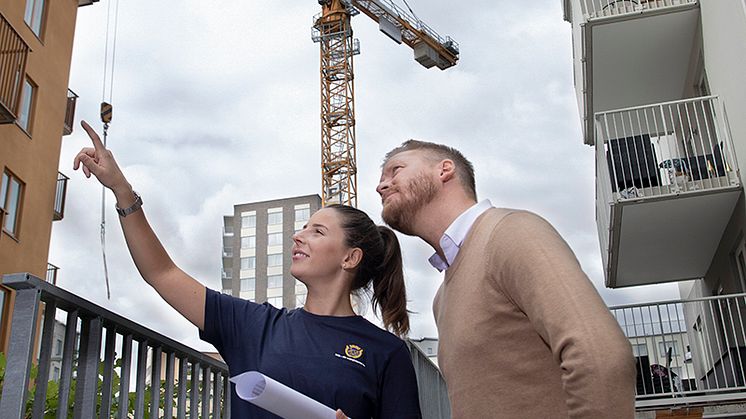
[433,208,636,418]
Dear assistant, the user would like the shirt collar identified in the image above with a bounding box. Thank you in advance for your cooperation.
[428,199,493,272]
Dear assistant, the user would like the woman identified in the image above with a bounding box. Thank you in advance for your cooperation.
[73,121,422,418]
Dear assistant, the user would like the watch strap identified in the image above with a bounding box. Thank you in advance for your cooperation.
[116,191,143,217]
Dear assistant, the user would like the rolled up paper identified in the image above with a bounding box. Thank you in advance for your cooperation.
[229,371,337,419]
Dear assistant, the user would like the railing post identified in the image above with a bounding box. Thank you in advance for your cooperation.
[0,274,41,419]
[74,316,103,419]
[100,325,117,419]
[32,300,57,419]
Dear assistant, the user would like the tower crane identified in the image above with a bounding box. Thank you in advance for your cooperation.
[312,0,459,207]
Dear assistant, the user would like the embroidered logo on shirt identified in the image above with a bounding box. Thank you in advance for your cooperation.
[335,344,366,367]
[344,344,363,359]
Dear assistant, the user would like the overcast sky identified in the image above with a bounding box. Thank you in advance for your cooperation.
[49,0,680,352]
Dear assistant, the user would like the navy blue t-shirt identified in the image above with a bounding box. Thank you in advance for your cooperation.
[199,288,422,418]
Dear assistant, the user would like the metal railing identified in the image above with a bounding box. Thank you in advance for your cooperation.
[405,340,450,419]
[0,273,229,418]
[611,294,746,409]
[0,12,30,124]
[594,96,739,204]
[53,172,69,221]
[63,89,78,136]
[576,0,697,20]
[45,263,58,285]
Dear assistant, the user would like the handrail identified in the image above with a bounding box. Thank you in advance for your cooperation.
[0,273,229,418]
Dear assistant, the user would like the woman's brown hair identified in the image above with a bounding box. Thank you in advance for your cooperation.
[328,204,410,336]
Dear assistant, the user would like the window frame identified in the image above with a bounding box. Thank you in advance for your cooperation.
[1,170,25,239]
[268,275,283,289]
[241,214,256,229]
[267,254,283,267]
[240,256,256,270]
[268,232,283,247]
[16,77,37,135]
[24,0,46,39]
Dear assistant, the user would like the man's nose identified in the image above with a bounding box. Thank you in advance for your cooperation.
[376,179,389,196]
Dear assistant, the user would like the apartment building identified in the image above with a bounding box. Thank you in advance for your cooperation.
[0,0,98,352]
[221,194,322,308]
[563,0,746,414]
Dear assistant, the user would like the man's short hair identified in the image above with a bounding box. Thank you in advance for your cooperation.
[384,140,477,200]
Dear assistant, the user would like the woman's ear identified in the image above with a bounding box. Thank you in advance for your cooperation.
[343,248,363,270]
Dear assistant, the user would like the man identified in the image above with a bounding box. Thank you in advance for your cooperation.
[376,140,636,418]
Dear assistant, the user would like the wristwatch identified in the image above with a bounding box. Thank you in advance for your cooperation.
[116,191,143,217]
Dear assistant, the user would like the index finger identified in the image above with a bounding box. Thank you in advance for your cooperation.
[81,120,105,151]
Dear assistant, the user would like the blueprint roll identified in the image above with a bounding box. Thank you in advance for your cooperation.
[229,371,337,419]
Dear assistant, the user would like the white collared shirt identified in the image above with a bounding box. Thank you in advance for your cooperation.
[428,199,493,272]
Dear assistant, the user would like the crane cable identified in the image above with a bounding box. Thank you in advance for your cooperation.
[100,0,119,300]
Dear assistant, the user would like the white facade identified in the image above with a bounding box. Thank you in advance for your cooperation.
[564,0,746,412]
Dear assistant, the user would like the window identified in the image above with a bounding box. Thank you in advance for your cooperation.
[223,225,234,236]
[24,0,45,37]
[268,233,283,246]
[241,236,256,249]
[53,366,60,381]
[268,211,283,225]
[268,275,283,289]
[295,208,310,222]
[241,278,255,291]
[55,338,63,356]
[240,257,256,270]
[631,343,648,357]
[295,294,306,307]
[659,341,678,357]
[241,214,256,228]
[1,171,24,237]
[222,247,233,257]
[267,296,283,307]
[267,254,283,267]
[17,78,36,133]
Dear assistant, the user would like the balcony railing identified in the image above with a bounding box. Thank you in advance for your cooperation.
[45,263,58,285]
[63,89,78,136]
[575,0,697,20]
[595,96,741,287]
[611,294,746,410]
[0,273,229,418]
[595,96,739,204]
[0,12,30,124]
[53,172,69,221]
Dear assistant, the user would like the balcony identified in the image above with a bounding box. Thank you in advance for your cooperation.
[62,89,78,136]
[611,294,746,412]
[0,273,228,417]
[595,96,741,288]
[53,172,69,221]
[0,13,30,124]
[45,263,58,285]
[572,0,698,21]
[564,0,699,144]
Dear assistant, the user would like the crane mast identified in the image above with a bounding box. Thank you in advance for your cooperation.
[313,0,360,207]
[312,0,459,207]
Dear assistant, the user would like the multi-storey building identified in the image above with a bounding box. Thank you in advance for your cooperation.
[563,0,746,414]
[0,0,98,352]
[221,194,322,308]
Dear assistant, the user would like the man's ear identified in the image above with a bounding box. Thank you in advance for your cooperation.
[439,159,456,182]
[344,248,363,270]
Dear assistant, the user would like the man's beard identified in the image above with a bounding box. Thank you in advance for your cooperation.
[382,173,439,236]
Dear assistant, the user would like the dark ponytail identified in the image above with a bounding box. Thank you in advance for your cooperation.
[327,205,410,336]
[372,226,409,336]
